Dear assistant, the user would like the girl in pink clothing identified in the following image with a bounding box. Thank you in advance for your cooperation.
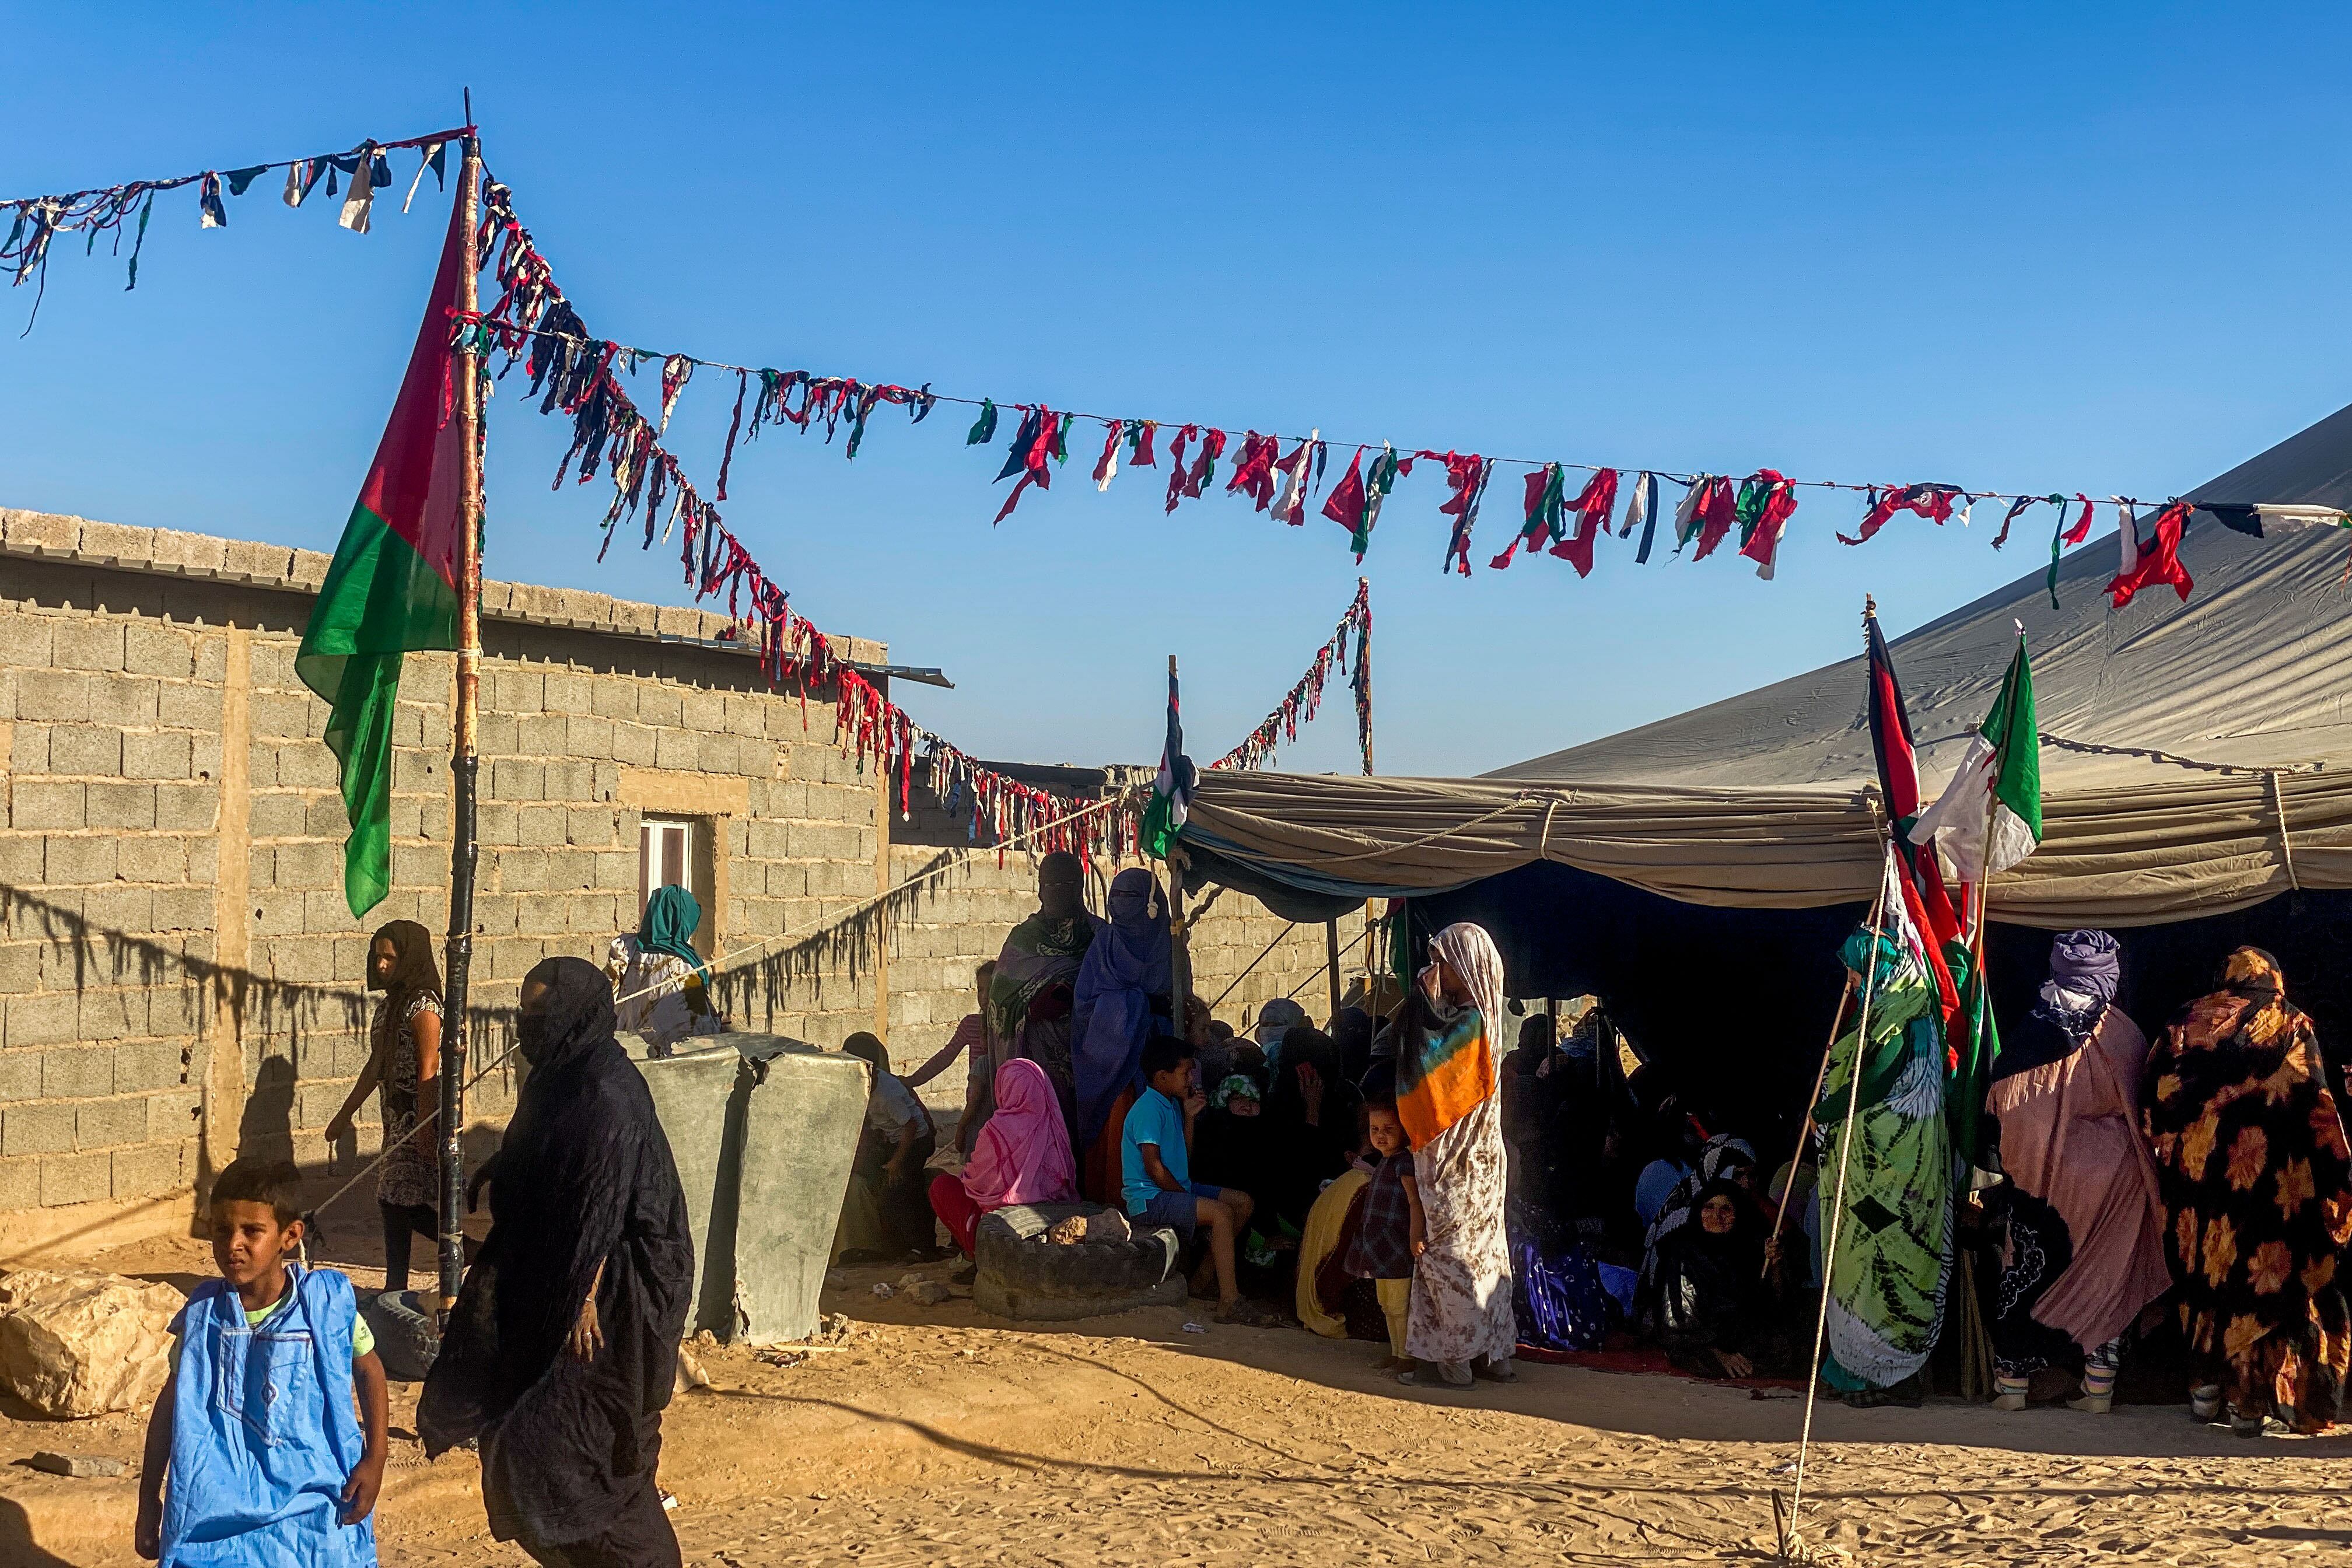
[929,1059,1079,1256]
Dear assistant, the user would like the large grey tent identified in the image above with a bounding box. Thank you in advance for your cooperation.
[1177,402,2352,1114]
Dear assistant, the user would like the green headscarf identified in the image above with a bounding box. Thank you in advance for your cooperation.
[637,884,709,980]
[1212,1073,1262,1110]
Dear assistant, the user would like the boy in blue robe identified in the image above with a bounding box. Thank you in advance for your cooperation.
[136,1158,389,1565]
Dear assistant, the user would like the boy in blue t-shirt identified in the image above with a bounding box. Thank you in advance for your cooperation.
[1121,1035,1272,1325]
[137,1158,389,1566]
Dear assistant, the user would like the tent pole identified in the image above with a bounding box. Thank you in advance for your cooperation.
[1779,860,1889,1560]
[438,113,484,1318]
[1762,971,1856,1275]
[1324,919,1342,1020]
[1164,655,1193,1032]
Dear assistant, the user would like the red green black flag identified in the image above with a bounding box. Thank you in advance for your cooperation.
[296,184,473,916]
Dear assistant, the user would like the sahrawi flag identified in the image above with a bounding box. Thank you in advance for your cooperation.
[296,184,473,917]
[1910,626,2042,884]
[1142,665,1196,860]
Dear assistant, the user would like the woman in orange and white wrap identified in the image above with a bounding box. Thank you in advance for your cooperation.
[1392,922,1517,1390]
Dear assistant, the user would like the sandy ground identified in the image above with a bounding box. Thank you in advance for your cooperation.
[6,1231,2352,1566]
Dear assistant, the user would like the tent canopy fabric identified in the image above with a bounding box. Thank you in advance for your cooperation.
[1184,402,2352,929]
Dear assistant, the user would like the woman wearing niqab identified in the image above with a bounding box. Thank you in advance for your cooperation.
[1070,867,1172,1199]
[419,957,694,1566]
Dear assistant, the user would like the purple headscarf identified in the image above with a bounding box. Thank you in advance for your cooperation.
[2035,929,2121,1039]
[1070,869,1172,1142]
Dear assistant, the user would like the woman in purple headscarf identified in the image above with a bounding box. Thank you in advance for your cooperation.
[1985,929,2170,1414]
[1070,868,1172,1202]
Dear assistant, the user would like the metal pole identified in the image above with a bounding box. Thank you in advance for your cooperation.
[438,117,484,1314]
[1164,655,1193,1027]
[1356,576,1374,777]
[1324,919,1342,1020]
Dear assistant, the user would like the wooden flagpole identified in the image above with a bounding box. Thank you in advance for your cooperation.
[438,99,484,1314]
[1164,656,1193,1031]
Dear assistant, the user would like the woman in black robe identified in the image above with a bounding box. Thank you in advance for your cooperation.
[1644,1178,1798,1379]
[420,957,695,1568]
[1261,1027,1365,1232]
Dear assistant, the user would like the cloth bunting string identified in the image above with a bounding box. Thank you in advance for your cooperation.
[471,170,1376,859]
[2,127,467,322]
[452,297,2311,606]
[1209,579,1374,776]
[467,170,1121,863]
[12,136,2304,610]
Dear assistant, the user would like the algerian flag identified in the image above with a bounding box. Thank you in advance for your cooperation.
[1142,664,1196,860]
[1910,626,2042,884]
[296,181,474,916]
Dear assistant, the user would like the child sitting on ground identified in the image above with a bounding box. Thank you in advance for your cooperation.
[1343,1098,1424,1371]
[1122,1035,1275,1326]
[138,1157,388,1566]
[842,1032,942,1262]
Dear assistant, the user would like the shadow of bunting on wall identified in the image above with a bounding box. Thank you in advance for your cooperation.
[0,883,523,1100]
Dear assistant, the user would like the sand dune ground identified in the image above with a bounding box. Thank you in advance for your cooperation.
[5,1237,2351,1566]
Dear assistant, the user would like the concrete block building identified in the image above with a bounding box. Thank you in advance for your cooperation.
[0,510,1367,1252]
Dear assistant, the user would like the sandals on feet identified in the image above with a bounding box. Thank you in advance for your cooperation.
[1398,1360,1475,1390]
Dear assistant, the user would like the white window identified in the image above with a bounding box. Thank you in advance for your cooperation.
[639,818,692,921]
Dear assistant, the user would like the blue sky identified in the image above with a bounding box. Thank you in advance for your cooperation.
[3,5,2347,776]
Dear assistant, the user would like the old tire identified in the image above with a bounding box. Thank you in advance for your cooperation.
[362,1289,441,1382]
[971,1203,1185,1321]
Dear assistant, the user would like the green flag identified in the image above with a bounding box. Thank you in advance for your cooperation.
[1910,628,2042,883]
[1141,665,1195,860]
[295,184,472,917]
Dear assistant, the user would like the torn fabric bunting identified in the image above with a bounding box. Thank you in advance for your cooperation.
[198,173,227,229]
[1688,475,1741,561]
[1269,430,1318,525]
[965,398,997,445]
[337,145,380,233]
[1672,475,1711,552]
[1839,482,1957,547]
[1630,473,1663,563]
[2043,495,2089,610]
[1322,447,1370,555]
[1431,452,1492,577]
[1491,463,1564,569]
[2106,499,2194,608]
[401,143,444,214]
[657,355,694,435]
[2115,498,2139,580]
[1224,431,1280,511]
[1094,419,1123,491]
[1550,467,1619,577]
[1992,495,2038,550]
[1182,428,1227,503]
[2062,492,2095,547]
[716,370,747,501]
[1164,425,1199,513]
[1734,469,1799,578]
[993,407,1056,522]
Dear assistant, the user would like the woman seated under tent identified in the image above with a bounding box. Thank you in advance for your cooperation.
[1644,1178,1804,1378]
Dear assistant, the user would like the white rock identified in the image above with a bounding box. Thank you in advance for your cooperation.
[0,1269,183,1419]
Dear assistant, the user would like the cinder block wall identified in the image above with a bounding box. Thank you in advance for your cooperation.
[0,510,1366,1225]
